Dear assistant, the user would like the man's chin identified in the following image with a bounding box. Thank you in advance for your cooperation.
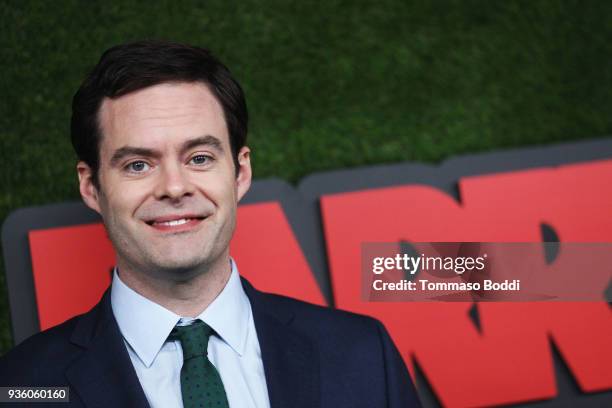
[146,256,216,280]
[154,259,202,271]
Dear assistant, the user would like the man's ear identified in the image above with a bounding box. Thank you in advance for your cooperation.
[236,146,252,202]
[77,161,102,214]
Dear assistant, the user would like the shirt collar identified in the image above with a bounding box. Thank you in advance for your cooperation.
[110,259,250,368]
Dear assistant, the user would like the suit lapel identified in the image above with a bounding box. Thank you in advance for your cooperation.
[65,290,149,408]
[242,279,320,408]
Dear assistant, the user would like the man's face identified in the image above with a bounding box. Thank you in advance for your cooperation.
[78,82,251,279]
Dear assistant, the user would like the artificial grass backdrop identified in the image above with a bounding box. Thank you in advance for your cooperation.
[1,1,612,354]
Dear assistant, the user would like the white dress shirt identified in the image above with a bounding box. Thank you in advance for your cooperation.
[110,260,270,408]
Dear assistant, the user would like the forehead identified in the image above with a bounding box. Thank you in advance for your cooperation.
[98,82,228,151]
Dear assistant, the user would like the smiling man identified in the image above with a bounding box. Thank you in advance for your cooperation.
[80,81,248,317]
[0,40,421,408]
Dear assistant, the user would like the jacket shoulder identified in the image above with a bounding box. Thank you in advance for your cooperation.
[256,291,421,407]
[0,314,84,385]
[259,292,385,341]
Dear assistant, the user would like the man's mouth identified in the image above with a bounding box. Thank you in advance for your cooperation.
[144,215,207,231]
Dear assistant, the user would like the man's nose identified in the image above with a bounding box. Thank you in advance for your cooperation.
[154,162,195,201]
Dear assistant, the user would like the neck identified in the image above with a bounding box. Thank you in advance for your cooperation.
[116,254,232,317]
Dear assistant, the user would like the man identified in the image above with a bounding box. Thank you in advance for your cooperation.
[0,40,421,408]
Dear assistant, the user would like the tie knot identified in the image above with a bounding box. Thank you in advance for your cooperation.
[169,320,214,361]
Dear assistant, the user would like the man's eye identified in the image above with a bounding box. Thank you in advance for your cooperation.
[126,161,150,173]
[190,154,211,165]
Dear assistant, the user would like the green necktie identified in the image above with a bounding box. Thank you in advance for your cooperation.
[169,320,230,408]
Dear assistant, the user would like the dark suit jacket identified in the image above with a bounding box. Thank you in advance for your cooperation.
[0,278,421,407]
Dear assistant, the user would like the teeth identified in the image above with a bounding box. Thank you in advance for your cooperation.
[156,218,189,226]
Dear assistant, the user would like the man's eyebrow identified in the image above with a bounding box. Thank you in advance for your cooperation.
[109,146,161,167]
[108,135,225,167]
[180,135,224,154]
